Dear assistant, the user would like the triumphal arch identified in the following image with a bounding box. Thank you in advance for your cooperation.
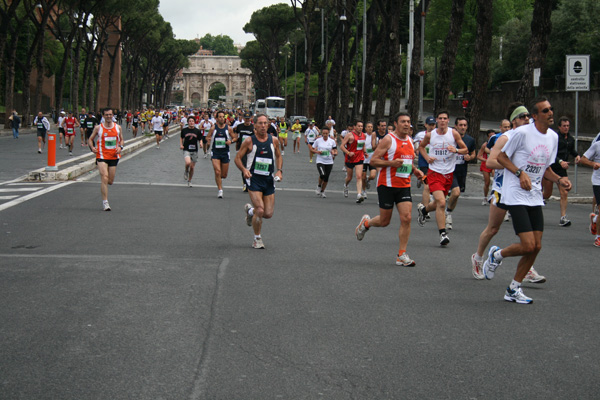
[182,54,253,108]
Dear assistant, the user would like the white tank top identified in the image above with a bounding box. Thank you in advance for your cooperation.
[428,128,457,175]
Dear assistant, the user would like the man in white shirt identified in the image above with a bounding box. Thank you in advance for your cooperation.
[151,112,164,148]
[483,97,571,304]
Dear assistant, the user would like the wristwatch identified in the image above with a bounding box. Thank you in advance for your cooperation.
[515,168,522,177]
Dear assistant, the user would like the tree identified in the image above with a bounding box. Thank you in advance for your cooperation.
[407,0,431,123]
[198,34,238,56]
[290,0,318,118]
[466,0,493,143]
[515,0,556,104]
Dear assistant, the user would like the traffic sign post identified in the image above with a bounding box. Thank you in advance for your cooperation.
[565,55,590,193]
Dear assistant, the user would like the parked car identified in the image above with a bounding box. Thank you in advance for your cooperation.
[289,115,309,132]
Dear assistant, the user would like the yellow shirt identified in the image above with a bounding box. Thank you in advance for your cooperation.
[291,123,302,133]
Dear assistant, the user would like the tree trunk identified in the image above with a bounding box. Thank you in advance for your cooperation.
[467,0,494,145]
[406,0,427,122]
[4,29,20,128]
[72,28,84,114]
[516,0,554,105]
[34,29,45,113]
[106,35,122,110]
[433,0,467,114]
[387,0,407,120]
[94,31,108,110]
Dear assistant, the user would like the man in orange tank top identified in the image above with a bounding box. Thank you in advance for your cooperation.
[87,107,124,211]
[354,112,425,266]
[341,120,367,203]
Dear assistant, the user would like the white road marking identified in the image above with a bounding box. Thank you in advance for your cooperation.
[0,188,40,192]
[0,195,19,200]
[0,181,74,212]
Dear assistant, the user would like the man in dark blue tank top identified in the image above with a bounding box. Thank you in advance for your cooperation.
[235,113,283,249]
[207,110,237,198]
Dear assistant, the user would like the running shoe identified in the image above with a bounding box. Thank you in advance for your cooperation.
[356,194,364,204]
[504,212,510,222]
[482,198,488,206]
[184,170,189,181]
[396,253,416,267]
[38,149,42,154]
[589,213,597,235]
[416,179,422,189]
[482,245,502,279]
[321,192,326,198]
[439,232,450,246]
[59,144,63,149]
[217,190,223,198]
[417,203,427,227]
[595,237,600,248]
[316,187,321,196]
[203,154,207,159]
[252,237,265,249]
[362,190,368,199]
[344,186,349,198]
[504,286,533,304]
[445,212,453,230]
[244,203,253,226]
[69,151,73,156]
[281,151,285,155]
[355,214,370,240]
[309,159,313,163]
[366,180,371,190]
[103,201,111,211]
[559,215,571,227]
[187,181,192,188]
[523,267,546,284]
[471,253,484,280]
[156,145,160,149]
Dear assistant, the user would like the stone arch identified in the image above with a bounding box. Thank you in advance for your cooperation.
[191,92,201,107]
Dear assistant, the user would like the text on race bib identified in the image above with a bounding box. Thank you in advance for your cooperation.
[104,138,117,149]
[356,140,365,150]
[215,138,226,148]
[254,157,272,176]
[395,159,413,178]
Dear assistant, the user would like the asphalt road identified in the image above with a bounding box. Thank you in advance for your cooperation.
[1,131,599,399]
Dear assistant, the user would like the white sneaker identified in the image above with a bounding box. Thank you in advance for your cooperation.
[321,192,326,198]
[103,201,111,211]
[439,232,450,246]
[316,187,321,196]
[217,190,223,198]
[252,237,265,249]
[445,212,453,230]
[281,151,285,155]
[396,253,416,267]
[523,267,546,283]
[356,193,364,204]
[417,203,427,227]
[244,203,253,226]
[504,286,533,304]
[504,212,510,222]
[482,246,502,279]
[482,198,488,206]
[344,186,349,197]
[184,170,189,181]
[471,253,484,280]
[355,214,370,241]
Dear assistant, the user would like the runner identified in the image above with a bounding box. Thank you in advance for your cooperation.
[131,111,140,138]
[341,120,367,203]
[151,111,164,148]
[445,117,476,230]
[291,118,302,153]
[87,108,124,212]
[355,112,425,266]
[140,110,147,134]
[278,117,288,155]
[207,111,237,198]
[235,113,283,249]
[180,116,202,187]
[57,111,66,149]
[416,111,468,246]
[61,111,80,156]
[470,104,546,284]
[413,116,436,210]
[200,114,213,158]
[83,111,99,146]
[33,112,50,154]
[477,129,496,205]
[542,116,580,226]
[304,121,319,163]
[310,126,337,198]
[126,110,132,131]
[361,122,378,199]
[235,111,255,192]
[579,136,600,247]
[79,108,87,146]
[482,97,570,304]
[162,110,170,139]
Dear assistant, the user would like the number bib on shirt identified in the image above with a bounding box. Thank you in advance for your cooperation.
[254,157,272,176]
[356,140,365,150]
[455,154,465,165]
[366,148,374,154]
[215,138,226,148]
[87,122,94,129]
[104,138,117,149]
[188,144,196,150]
[321,149,330,156]
[67,128,74,134]
[395,159,413,178]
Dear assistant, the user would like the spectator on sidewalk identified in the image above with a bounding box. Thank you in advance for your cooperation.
[9,110,21,139]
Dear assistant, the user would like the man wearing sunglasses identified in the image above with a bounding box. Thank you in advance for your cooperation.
[482,98,571,304]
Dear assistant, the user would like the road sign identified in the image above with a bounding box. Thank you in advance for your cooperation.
[566,55,590,91]
[533,68,541,87]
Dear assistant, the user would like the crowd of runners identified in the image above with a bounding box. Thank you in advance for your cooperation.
[40,100,599,305]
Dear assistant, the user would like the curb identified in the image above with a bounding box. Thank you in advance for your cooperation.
[26,128,180,181]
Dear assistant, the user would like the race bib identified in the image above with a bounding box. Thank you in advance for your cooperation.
[366,148,374,154]
[37,123,43,129]
[321,149,330,157]
[395,159,413,178]
[254,157,272,176]
[67,128,73,134]
[87,122,94,129]
[215,138,226,148]
[104,138,117,149]
[356,140,365,150]
[455,154,465,165]
[188,144,196,150]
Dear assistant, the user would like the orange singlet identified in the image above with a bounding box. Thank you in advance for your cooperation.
[96,124,121,160]
[377,133,415,188]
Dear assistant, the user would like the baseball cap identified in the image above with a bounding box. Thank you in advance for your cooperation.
[243,111,252,118]
[425,116,435,125]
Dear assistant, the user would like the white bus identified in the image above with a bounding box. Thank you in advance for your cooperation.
[265,96,286,119]
[255,99,266,115]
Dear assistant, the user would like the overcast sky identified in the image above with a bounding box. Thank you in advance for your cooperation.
[159,0,286,46]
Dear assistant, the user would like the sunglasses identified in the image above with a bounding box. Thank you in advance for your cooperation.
[540,107,554,114]
[517,113,530,119]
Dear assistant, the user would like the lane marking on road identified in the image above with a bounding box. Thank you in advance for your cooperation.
[0,181,74,212]
[0,195,19,200]
[0,188,40,192]
[190,257,228,400]
[0,253,166,261]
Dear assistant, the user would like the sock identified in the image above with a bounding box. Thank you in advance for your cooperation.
[439,229,446,235]
[446,208,453,213]
[254,235,261,240]
[248,208,254,216]
[494,249,504,261]
[474,253,483,262]
[102,200,108,205]
[398,249,406,256]
[509,279,521,291]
